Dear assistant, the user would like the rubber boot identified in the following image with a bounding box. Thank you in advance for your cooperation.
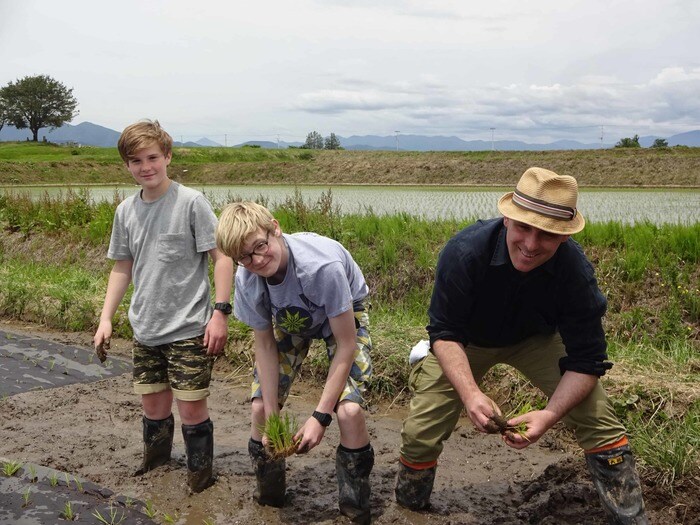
[182,419,215,493]
[585,444,649,524]
[394,461,435,511]
[248,438,286,507]
[336,445,374,524]
[134,414,174,476]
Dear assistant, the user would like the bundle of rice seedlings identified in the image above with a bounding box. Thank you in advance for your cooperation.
[262,412,300,459]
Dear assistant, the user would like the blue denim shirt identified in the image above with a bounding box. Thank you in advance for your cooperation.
[427,218,612,377]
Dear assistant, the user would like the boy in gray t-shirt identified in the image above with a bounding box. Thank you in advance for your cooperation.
[93,120,233,493]
[216,201,374,523]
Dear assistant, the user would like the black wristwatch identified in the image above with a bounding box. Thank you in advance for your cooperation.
[312,411,332,427]
[214,302,232,315]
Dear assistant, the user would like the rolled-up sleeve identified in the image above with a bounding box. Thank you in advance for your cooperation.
[427,241,475,348]
[557,255,612,377]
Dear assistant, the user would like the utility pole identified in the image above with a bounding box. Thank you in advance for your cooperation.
[394,130,400,151]
[490,128,495,151]
[600,126,604,149]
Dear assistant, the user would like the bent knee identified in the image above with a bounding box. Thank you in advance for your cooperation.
[337,400,364,421]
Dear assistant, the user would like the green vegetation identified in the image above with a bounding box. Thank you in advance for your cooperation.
[1,460,23,477]
[615,134,641,148]
[261,412,300,459]
[1,141,699,186]
[0,189,698,490]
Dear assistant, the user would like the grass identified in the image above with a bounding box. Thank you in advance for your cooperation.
[1,141,699,186]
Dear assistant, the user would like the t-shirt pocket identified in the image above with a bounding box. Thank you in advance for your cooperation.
[157,233,186,263]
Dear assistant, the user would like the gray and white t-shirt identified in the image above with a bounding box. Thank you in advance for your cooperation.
[108,181,218,345]
[234,233,368,339]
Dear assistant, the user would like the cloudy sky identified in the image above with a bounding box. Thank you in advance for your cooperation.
[1,0,698,144]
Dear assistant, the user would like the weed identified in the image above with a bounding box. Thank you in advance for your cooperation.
[261,412,300,459]
[92,505,126,525]
[1,460,23,477]
[61,500,76,520]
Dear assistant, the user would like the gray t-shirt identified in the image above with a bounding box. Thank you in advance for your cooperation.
[108,181,218,346]
[234,233,368,339]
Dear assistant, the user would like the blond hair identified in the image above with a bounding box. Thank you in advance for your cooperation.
[216,201,277,260]
[117,119,173,162]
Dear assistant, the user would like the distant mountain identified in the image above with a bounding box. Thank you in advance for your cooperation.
[2,121,700,151]
[0,122,120,147]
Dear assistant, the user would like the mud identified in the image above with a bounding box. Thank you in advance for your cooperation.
[0,322,694,524]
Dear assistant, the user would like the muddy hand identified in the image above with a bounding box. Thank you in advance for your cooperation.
[95,338,110,363]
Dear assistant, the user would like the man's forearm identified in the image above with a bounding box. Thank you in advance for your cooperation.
[432,339,481,403]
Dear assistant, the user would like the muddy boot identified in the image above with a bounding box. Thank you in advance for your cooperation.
[248,438,286,507]
[585,444,649,524]
[394,461,435,511]
[134,414,174,476]
[182,419,215,493]
[336,444,374,524]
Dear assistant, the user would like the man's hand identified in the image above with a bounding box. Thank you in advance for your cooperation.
[502,409,558,449]
[464,391,503,433]
[204,311,228,355]
[294,417,326,454]
[93,320,112,363]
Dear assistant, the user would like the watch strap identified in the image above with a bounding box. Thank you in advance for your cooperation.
[312,410,332,427]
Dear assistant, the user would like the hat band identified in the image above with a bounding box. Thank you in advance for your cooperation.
[512,189,577,221]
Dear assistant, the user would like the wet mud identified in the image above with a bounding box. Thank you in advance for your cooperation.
[0,323,694,524]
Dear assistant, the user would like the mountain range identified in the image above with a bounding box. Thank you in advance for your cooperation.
[1,121,699,151]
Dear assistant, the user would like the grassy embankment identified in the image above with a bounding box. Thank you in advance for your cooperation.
[2,141,700,187]
[0,188,698,490]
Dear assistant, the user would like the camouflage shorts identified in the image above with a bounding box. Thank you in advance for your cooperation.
[251,301,373,409]
[132,335,214,401]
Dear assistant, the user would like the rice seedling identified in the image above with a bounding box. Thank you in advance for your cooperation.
[261,412,300,459]
[48,358,56,371]
[162,511,178,524]
[143,500,157,519]
[21,487,31,508]
[61,501,76,520]
[1,460,23,477]
[73,476,83,492]
[49,472,59,487]
[28,464,37,482]
[124,496,133,507]
[63,472,71,488]
[92,505,126,525]
[203,518,215,525]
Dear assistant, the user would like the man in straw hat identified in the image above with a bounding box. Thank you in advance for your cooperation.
[395,167,647,524]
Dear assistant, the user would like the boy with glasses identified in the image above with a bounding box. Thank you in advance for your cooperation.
[93,119,233,493]
[216,201,374,524]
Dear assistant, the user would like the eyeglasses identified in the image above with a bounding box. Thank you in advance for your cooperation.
[236,232,271,266]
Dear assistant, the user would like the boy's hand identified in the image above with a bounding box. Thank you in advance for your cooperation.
[294,417,326,454]
[204,311,228,355]
[94,320,113,363]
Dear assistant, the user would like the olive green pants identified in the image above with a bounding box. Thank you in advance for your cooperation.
[400,333,626,465]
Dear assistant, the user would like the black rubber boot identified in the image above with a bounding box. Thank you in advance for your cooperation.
[336,445,374,524]
[394,461,435,511]
[182,419,215,493]
[585,444,649,524]
[134,414,174,476]
[248,438,286,507]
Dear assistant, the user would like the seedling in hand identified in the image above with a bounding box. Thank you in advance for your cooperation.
[261,412,301,459]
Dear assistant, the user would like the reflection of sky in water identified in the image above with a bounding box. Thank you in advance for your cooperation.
[4,185,700,224]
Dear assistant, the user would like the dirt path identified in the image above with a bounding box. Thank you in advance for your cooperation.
[0,322,690,524]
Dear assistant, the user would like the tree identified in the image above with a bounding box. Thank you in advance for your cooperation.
[651,138,668,148]
[324,132,341,150]
[0,97,7,133]
[0,74,78,141]
[303,131,324,149]
[614,134,640,148]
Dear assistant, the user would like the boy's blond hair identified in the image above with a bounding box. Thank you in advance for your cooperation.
[216,201,277,260]
[117,119,173,162]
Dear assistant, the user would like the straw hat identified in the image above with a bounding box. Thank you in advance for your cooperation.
[497,167,585,235]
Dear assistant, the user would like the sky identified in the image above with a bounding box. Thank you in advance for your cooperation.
[1,0,699,145]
